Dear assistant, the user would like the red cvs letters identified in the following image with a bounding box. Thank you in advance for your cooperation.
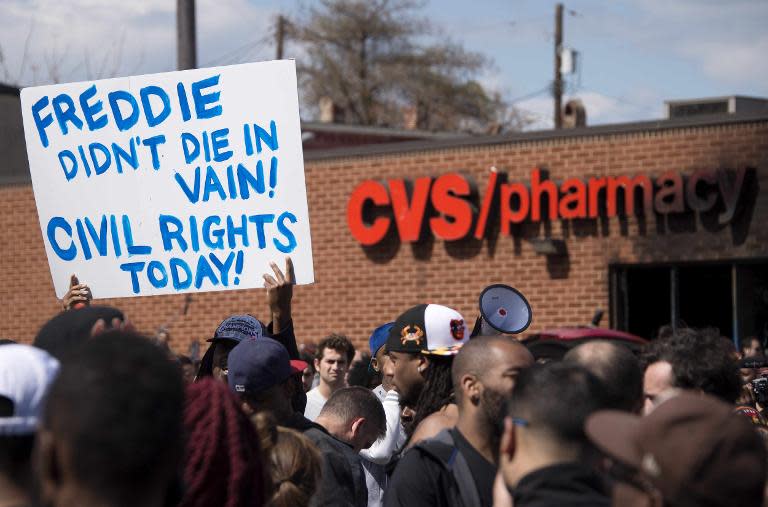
[347,167,748,246]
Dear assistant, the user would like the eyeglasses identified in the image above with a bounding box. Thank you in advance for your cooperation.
[511,417,529,427]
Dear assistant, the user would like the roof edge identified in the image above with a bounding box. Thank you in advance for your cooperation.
[301,121,463,140]
[304,112,768,162]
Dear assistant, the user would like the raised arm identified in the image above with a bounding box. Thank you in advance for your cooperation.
[263,257,299,359]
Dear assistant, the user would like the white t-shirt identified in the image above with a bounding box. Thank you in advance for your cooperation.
[304,386,328,421]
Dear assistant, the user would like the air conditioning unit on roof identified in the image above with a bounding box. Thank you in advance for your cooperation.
[665,96,768,119]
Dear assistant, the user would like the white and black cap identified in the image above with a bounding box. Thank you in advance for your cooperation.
[0,344,60,435]
[386,304,469,356]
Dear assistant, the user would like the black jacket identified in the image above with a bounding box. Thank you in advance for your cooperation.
[284,411,324,433]
[305,427,368,507]
[512,462,611,507]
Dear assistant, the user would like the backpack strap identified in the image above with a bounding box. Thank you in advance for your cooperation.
[415,429,482,507]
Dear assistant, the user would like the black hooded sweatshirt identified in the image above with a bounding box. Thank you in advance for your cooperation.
[512,462,611,507]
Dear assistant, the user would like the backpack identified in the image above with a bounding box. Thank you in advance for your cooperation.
[413,429,482,507]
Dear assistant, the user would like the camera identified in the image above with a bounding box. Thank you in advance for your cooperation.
[752,377,768,406]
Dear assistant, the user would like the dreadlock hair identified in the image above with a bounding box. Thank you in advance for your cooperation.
[404,354,455,439]
[180,378,265,507]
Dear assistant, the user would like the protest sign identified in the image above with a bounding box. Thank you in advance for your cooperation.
[20,60,314,298]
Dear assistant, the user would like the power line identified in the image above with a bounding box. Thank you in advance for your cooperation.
[509,84,552,104]
[572,86,660,115]
[203,32,274,67]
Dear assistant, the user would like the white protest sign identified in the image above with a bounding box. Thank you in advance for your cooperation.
[21,60,314,298]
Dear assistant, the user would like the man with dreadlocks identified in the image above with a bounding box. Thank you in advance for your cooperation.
[383,304,470,449]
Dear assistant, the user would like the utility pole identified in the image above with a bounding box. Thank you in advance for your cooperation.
[276,15,286,60]
[553,3,563,129]
[177,0,197,70]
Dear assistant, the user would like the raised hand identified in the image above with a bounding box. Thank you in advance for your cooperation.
[90,317,136,337]
[61,274,93,311]
[263,257,295,333]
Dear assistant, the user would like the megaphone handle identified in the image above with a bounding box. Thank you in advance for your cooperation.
[480,316,503,337]
[470,316,483,338]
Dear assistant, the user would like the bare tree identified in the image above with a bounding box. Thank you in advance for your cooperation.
[0,22,133,87]
[291,0,522,133]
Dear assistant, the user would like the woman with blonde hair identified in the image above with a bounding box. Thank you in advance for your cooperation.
[266,427,322,507]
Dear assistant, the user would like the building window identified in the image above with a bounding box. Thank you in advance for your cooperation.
[610,260,768,346]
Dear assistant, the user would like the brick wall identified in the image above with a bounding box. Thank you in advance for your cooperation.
[2,119,767,355]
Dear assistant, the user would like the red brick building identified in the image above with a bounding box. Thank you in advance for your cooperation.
[2,85,767,354]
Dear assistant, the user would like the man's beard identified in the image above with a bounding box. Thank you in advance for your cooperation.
[398,382,423,409]
[480,387,506,455]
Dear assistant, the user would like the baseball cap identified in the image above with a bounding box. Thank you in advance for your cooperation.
[369,322,394,357]
[227,337,292,395]
[386,304,469,356]
[586,392,766,507]
[290,359,309,375]
[0,344,60,435]
[209,315,268,344]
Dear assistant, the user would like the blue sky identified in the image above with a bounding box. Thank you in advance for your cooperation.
[1,0,766,129]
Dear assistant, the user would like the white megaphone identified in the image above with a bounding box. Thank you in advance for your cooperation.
[471,284,532,337]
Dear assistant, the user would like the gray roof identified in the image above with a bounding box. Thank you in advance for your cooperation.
[300,121,464,140]
[304,111,768,161]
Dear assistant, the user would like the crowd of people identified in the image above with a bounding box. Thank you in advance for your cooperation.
[1,257,768,507]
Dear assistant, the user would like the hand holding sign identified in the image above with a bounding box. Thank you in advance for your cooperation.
[21,61,314,298]
[61,274,93,311]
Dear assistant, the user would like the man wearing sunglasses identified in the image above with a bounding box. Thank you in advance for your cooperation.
[497,362,611,507]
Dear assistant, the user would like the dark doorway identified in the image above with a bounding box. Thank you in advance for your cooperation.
[614,267,671,340]
[736,264,768,346]
[677,265,731,336]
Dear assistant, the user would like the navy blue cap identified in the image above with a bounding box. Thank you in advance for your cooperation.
[227,336,291,395]
[209,315,268,344]
[369,322,394,356]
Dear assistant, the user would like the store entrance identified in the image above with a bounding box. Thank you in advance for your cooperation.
[614,266,671,342]
[611,260,768,345]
